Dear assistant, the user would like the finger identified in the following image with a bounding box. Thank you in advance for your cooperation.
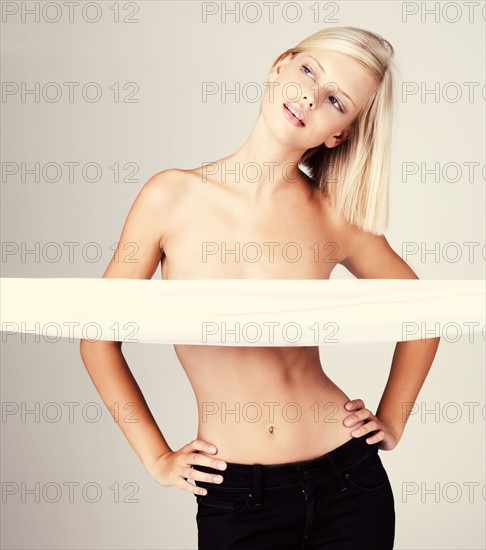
[365,430,385,444]
[188,439,219,455]
[345,398,365,411]
[190,451,227,472]
[179,478,208,496]
[351,419,378,436]
[169,464,211,496]
[344,407,371,426]
[187,464,226,486]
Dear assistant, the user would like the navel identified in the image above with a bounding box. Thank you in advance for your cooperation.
[268,425,275,434]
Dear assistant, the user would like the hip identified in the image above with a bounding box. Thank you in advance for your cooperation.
[192,435,395,549]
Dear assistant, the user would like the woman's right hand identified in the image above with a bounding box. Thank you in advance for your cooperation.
[146,439,227,495]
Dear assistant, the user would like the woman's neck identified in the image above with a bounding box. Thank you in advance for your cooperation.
[219,113,308,198]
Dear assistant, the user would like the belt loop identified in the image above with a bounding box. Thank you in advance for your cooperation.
[326,452,349,492]
[253,464,263,506]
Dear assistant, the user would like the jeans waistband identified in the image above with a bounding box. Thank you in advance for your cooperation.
[193,435,378,502]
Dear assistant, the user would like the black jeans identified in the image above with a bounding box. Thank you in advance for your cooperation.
[192,435,395,549]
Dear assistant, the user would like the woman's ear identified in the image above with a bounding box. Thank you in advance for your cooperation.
[268,51,295,82]
[324,127,351,148]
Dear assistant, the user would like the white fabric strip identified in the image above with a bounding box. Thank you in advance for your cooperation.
[1,278,484,346]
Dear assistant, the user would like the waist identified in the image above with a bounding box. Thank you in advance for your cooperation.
[193,435,379,491]
[196,379,354,461]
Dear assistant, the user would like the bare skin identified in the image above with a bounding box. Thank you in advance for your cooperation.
[163,166,362,465]
[80,49,439,497]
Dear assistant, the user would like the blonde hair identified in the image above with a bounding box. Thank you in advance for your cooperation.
[271,27,396,235]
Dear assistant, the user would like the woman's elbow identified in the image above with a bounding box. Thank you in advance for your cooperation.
[79,338,121,359]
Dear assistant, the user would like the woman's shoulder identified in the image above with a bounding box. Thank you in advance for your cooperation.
[316,191,376,259]
[152,166,218,187]
[317,190,350,233]
[148,168,190,188]
[145,168,205,198]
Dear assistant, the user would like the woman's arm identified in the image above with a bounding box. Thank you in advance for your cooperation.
[80,340,172,470]
[81,171,232,496]
[79,170,176,470]
[340,230,441,449]
[374,337,440,444]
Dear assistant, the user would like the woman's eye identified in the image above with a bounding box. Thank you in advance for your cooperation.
[329,96,344,113]
[301,65,314,78]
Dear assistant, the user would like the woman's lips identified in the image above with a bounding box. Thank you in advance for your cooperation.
[283,103,305,127]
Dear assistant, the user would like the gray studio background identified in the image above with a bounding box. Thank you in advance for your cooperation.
[1,1,485,549]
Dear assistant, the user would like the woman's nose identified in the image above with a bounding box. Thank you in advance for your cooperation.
[303,94,315,109]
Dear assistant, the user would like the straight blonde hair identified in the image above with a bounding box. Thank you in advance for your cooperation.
[271,27,396,235]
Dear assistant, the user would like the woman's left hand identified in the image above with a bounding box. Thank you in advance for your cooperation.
[343,399,400,451]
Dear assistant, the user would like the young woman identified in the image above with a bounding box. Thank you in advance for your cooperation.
[80,26,440,549]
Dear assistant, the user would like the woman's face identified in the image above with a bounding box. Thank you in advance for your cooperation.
[262,49,379,150]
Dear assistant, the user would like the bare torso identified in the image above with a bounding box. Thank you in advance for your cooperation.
[160,164,356,465]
